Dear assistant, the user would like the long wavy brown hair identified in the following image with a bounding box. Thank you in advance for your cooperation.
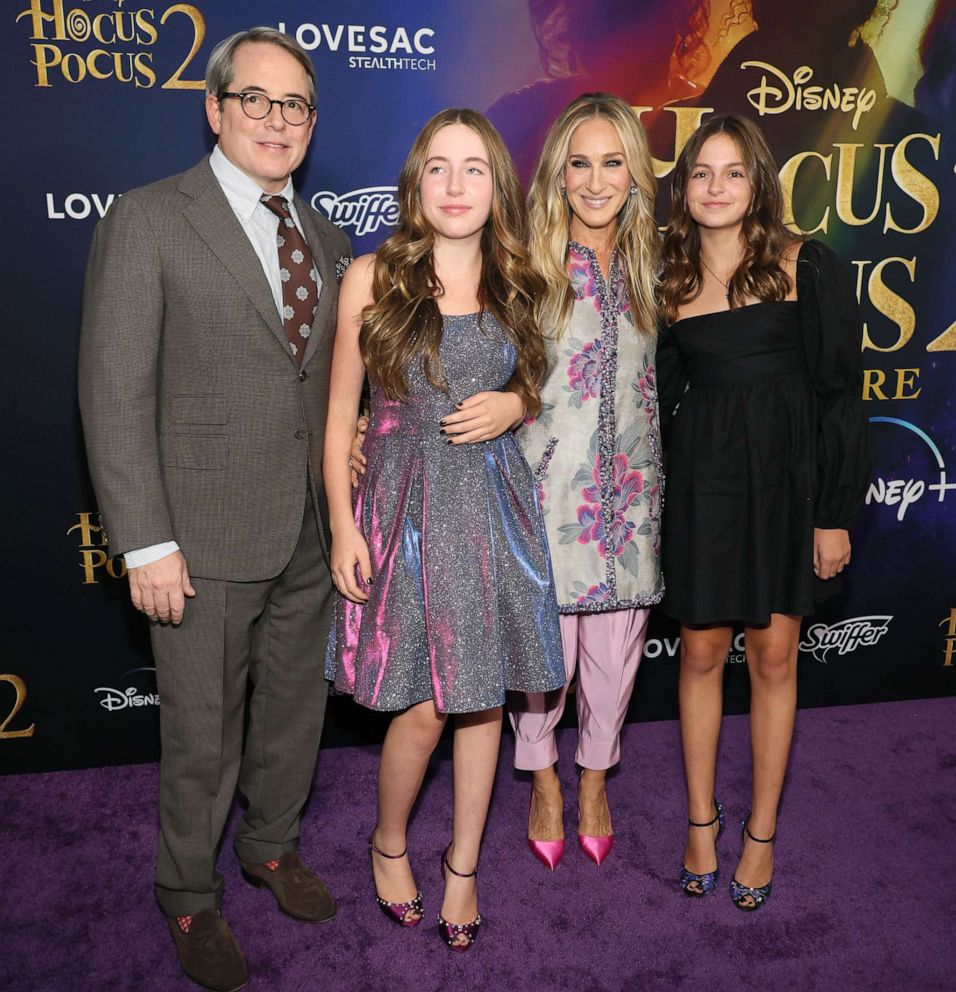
[360,109,547,415]
[660,114,801,324]
[527,93,660,338]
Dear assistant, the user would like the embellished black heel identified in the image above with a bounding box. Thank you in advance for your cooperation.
[730,816,775,912]
[437,847,481,952]
[678,800,725,897]
[368,835,423,928]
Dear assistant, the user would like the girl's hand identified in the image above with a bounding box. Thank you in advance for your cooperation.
[440,391,525,444]
[813,528,851,580]
[331,526,373,603]
[350,416,368,487]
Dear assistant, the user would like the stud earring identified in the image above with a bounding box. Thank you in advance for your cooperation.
[629,185,638,194]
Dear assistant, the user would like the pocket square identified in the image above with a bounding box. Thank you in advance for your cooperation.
[335,255,352,283]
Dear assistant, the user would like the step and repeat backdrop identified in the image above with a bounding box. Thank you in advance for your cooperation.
[2,0,954,772]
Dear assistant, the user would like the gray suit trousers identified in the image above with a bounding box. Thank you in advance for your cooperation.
[151,493,331,916]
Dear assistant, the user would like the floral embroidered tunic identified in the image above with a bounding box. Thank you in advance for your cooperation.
[518,241,663,612]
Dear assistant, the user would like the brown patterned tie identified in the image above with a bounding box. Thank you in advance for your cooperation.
[260,194,318,366]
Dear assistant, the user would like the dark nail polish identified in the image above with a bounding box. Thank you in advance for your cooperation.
[439,427,446,434]
[445,438,454,445]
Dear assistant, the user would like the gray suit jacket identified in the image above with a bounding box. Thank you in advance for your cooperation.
[79,156,351,581]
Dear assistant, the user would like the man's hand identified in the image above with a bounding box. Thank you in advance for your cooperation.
[813,528,851,581]
[128,550,196,624]
[349,415,369,487]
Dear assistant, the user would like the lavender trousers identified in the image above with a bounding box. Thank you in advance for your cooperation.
[509,608,650,771]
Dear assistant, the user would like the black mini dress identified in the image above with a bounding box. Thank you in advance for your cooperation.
[658,240,872,625]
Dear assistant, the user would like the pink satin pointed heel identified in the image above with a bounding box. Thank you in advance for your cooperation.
[577,771,613,865]
[528,838,565,870]
[527,784,565,870]
[577,832,614,865]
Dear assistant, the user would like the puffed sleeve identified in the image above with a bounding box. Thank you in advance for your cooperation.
[796,240,873,528]
[655,318,688,449]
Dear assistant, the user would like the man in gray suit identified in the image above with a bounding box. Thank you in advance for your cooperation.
[79,27,350,992]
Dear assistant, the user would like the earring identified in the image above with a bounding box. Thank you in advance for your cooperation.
[560,187,567,197]
[629,185,638,194]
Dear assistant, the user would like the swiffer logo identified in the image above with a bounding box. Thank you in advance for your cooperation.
[799,617,892,663]
[312,187,399,237]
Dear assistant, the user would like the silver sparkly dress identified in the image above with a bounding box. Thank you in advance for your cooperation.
[326,311,565,713]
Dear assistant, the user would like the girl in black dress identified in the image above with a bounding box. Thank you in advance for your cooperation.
[657,115,871,911]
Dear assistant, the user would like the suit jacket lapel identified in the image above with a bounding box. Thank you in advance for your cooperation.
[295,192,336,369]
[179,160,290,356]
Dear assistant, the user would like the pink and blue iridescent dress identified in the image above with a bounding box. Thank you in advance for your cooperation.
[326,311,565,713]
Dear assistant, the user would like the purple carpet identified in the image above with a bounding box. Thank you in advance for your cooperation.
[3,697,954,992]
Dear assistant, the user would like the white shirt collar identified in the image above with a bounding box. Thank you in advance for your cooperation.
[209,144,295,221]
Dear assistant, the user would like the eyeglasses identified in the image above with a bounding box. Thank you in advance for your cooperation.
[218,91,314,126]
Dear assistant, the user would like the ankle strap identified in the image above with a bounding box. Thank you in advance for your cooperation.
[443,851,478,878]
[743,823,776,845]
[688,805,720,829]
[368,835,407,860]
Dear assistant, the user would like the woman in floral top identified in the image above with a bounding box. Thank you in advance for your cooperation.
[510,92,662,869]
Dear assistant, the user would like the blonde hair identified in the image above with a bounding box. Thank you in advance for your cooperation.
[526,92,660,337]
[360,109,547,415]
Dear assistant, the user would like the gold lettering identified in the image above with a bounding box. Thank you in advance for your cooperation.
[159,4,206,90]
[112,49,134,84]
[87,48,114,81]
[860,257,916,352]
[29,42,62,87]
[115,9,137,44]
[64,6,91,43]
[135,8,158,45]
[926,318,956,352]
[940,609,956,667]
[891,368,921,400]
[79,548,109,585]
[15,0,66,41]
[59,50,87,83]
[885,133,940,235]
[134,51,156,88]
[0,674,36,740]
[780,150,832,233]
[834,143,892,227]
[633,106,712,179]
[67,512,107,547]
[862,368,888,400]
[92,12,116,45]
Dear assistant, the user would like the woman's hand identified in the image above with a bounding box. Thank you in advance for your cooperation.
[813,528,851,580]
[349,416,368,487]
[330,525,373,603]
[440,391,526,444]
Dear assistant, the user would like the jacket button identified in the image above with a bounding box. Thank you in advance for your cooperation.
[298,370,307,381]
[294,428,307,440]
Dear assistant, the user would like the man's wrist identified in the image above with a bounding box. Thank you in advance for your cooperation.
[124,542,180,569]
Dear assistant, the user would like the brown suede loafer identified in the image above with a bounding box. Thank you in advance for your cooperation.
[239,851,336,923]
[166,909,248,992]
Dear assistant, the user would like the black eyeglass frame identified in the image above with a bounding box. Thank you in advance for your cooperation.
[218,91,316,126]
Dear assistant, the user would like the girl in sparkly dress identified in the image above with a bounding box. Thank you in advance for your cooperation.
[351,94,665,870]
[323,109,564,950]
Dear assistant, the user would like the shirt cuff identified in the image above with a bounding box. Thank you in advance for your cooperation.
[123,542,180,569]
